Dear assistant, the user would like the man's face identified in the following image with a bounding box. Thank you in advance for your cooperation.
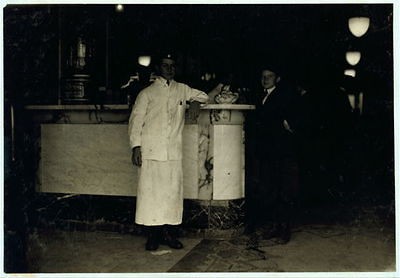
[159,58,176,81]
[261,70,278,89]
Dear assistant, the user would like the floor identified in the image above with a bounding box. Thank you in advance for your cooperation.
[25,223,396,275]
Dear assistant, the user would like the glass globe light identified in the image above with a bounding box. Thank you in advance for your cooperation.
[346,51,361,66]
[344,69,356,78]
[348,17,370,37]
[138,56,151,67]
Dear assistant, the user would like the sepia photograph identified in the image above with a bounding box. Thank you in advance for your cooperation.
[2,1,397,277]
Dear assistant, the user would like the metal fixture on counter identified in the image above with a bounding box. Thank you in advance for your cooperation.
[62,36,93,103]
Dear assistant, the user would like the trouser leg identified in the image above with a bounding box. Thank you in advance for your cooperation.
[145,225,161,251]
[275,156,299,244]
[245,179,263,233]
[164,224,179,238]
[254,157,281,238]
[245,156,263,233]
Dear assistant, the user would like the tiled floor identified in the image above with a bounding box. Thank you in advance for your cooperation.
[27,230,202,273]
[26,224,395,274]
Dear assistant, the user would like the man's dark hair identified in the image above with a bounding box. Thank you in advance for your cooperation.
[260,64,281,77]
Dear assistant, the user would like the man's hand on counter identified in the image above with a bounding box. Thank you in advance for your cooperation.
[188,101,201,122]
[132,146,142,167]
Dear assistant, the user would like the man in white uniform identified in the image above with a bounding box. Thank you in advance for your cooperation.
[128,53,209,251]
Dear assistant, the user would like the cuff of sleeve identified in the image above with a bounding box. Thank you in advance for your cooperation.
[130,141,141,150]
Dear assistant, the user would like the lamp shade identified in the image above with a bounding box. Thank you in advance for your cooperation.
[138,56,151,67]
[348,17,370,37]
[346,51,361,66]
[344,69,356,78]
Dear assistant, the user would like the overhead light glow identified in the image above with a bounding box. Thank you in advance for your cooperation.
[138,56,151,67]
[348,17,370,37]
[115,4,124,12]
[344,69,356,78]
[346,51,361,66]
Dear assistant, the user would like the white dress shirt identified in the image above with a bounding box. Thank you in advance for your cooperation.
[262,86,276,105]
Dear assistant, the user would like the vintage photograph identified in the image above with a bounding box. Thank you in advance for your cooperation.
[3,2,396,276]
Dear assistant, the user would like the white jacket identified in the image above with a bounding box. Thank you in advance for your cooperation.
[128,77,209,161]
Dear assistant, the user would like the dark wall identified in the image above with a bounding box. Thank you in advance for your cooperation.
[4,5,59,104]
[4,4,393,100]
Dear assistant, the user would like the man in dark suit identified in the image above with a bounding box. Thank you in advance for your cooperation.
[245,65,300,244]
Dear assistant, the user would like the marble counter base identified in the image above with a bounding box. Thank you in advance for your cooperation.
[39,108,247,201]
[40,124,203,199]
[183,199,246,231]
[213,125,244,200]
[41,124,137,196]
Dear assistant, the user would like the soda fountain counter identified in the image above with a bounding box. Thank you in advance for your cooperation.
[23,103,255,231]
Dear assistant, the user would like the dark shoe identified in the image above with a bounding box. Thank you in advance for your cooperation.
[161,229,184,249]
[275,224,291,245]
[145,235,159,251]
[161,237,183,249]
[243,224,256,235]
[275,235,290,245]
[262,224,280,240]
[246,232,260,249]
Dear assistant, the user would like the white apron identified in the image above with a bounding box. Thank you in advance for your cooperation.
[135,159,183,225]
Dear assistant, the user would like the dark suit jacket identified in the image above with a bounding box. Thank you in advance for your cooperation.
[246,85,299,159]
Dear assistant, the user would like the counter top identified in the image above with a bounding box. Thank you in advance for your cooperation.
[201,104,255,110]
[25,104,255,110]
[25,104,130,110]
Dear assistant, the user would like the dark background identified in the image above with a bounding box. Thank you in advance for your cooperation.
[3,4,394,273]
[4,4,393,102]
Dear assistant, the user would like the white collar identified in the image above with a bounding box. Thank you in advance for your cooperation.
[265,86,276,94]
[156,76,174,86]
[262,86,276,105]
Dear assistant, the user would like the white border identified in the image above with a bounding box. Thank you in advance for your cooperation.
[1,1,398,278]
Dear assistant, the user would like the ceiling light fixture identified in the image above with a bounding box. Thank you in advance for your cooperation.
[348,17,370,37]
[346,51,361,66]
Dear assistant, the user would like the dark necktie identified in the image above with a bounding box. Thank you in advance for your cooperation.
[166,80,170,86]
